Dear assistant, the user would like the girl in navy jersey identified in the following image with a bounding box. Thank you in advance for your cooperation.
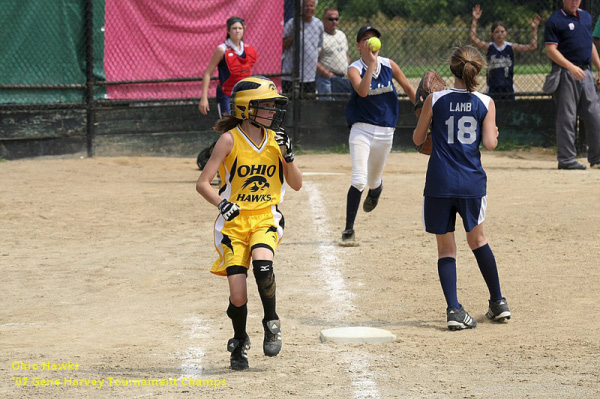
[470,4,541,99]
[340,26,416,246]
[413,45,511,331]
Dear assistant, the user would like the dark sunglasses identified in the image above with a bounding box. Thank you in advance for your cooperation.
[328,17,339,21]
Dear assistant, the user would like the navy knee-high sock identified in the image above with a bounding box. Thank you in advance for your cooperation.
[345,186,363,231]
[438,257,460,309]
[473,244,503,301]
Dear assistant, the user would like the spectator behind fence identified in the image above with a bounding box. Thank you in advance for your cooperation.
[544,0,600,170]
[470,4,541,100]
[196,17,257,172]
[281,0,323,97]
[316,7,351,100]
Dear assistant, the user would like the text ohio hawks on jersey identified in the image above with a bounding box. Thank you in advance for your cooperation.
[218,126,285,210]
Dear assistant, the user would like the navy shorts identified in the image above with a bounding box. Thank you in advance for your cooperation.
[422,196,487,234]
[216,86,230,118]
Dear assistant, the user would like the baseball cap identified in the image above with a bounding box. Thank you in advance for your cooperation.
[356,25,381,42]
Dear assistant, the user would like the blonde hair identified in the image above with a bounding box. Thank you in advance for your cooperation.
[449,45,486,92]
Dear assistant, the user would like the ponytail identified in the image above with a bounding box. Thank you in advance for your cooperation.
[214,115,242,133]
[449,45,486,93]
[462,62,479,92]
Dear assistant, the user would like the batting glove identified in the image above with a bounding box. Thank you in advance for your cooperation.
[275,129,295,163]
[218,199,240,221]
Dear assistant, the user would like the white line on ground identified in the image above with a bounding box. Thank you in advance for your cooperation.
[304,181,381,399]
[179,316,210,377]
[303,181,355,317]
[346,354,382,399]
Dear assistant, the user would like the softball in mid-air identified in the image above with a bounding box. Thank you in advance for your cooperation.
[367,37,381,52]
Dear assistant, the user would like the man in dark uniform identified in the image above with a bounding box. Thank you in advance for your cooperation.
[544,0,600,170]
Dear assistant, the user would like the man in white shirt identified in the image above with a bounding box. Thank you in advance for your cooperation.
[316,8,351,100]
[282,0,323,97]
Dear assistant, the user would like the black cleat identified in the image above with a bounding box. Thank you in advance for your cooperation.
[486,298,512,322]
[363,184,383,212]
[340,229,359,247]
[558,161,586,170]
[227,337,250,370]
[446,306,477,331]
[262,319,282,357]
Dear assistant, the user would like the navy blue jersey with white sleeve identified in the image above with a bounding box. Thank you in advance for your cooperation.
[345,57,398,128]
[424,88,491,198]
[486,42,514,91]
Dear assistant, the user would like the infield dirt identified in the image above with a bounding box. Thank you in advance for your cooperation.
[2,151,599,398]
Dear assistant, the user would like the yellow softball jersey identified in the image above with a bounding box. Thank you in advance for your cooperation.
[218,125,285,210]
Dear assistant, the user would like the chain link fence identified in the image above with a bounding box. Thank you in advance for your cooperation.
[303,0,599,98]
[1,0,598,104]
[0,1,599,153]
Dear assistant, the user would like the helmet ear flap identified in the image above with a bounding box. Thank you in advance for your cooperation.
[237,104,247,119]
[247,100,257,119]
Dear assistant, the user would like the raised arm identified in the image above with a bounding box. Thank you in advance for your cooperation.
[275,130,302,191]
[470,5,489,52]
[347,40,378,97]
[513,15,541,53]
[282,159,302,191]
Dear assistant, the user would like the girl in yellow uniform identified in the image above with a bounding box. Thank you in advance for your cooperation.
[196,76,302,370]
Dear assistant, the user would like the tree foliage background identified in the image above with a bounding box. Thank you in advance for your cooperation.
[306,0,599,93]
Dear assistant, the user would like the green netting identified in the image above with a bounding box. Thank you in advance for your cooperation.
[0,0,105,104]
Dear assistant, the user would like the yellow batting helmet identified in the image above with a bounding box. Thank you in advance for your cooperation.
[230,76,288,130]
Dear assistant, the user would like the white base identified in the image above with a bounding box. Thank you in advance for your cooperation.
[320,326,396,344]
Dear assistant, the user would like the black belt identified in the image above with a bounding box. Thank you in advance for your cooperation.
[575,64,591,70]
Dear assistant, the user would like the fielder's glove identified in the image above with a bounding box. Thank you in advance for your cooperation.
[414,70,445,156]
[275,129,295,163]
[218,199,240,221]
[417,131,433,156]
[414,70,446,118]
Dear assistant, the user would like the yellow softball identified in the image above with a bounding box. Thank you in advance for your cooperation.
[367,37,381,52]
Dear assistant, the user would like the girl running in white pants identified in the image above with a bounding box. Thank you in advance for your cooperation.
[341,25,416,246]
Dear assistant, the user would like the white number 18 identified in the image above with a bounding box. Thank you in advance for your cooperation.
[445,116,477,144]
